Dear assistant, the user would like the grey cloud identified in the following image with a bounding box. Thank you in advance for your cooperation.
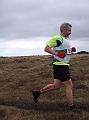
[0,0,89,40]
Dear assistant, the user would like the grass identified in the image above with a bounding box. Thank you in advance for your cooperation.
[0,54,89,120]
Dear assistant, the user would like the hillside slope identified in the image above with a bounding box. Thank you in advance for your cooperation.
[0,54,89,120]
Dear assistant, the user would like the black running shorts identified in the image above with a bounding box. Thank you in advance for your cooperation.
[53,64,70,82]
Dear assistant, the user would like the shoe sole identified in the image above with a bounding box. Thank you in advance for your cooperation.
[32,91,38,103]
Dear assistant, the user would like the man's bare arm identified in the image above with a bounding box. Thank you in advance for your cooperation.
[44,45,57,55]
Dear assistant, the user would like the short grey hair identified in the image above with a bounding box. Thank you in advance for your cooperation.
[60,23,72,32]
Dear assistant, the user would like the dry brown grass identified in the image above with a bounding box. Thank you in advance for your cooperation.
[0,54,89,120]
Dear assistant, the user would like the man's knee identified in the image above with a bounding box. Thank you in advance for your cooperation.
[64,80,73,88]
[51,84,59,89]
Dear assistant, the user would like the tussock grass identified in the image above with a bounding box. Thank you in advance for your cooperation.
[0,54,89,120]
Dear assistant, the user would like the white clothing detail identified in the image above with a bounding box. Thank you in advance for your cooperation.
[53,37,71,63]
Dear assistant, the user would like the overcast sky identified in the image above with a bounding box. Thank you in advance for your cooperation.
[0,0,89,56]
[0,0,89,41]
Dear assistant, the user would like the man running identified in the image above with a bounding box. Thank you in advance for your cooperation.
[32,23,76,111]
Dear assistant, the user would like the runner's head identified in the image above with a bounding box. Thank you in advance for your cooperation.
[60,23,72,38]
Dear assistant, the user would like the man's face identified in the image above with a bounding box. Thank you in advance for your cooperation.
[63,26,71,38]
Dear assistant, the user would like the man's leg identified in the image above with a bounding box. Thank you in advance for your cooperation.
[63,79,74,109]
[40,79,62,93]
[32,79,62,103]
